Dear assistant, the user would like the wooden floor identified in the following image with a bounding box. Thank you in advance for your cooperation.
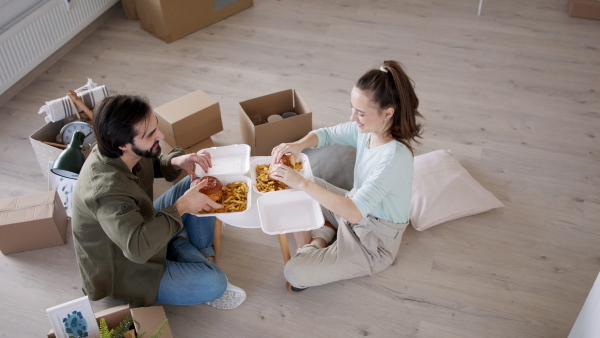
[1,0,599,337]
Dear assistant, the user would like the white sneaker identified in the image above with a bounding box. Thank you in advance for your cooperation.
[206,282,246,310]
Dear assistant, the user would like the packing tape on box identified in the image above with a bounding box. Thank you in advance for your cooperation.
[38,79,109,123]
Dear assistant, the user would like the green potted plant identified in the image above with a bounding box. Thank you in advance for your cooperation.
[68,315,168,338]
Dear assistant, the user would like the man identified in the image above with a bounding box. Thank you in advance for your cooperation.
[72,94,245,309]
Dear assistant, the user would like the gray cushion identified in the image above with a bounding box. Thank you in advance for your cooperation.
[302,145,356,191]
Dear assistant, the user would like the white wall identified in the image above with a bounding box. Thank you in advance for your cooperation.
[569,272,600,338]
[0,0,46,33]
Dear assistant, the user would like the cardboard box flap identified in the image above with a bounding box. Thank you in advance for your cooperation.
[254,116,312,147]
[1,191,67,255]
[0,191,56,225]
[239,89,313,156]
[94,304,132,329]
[155,90,223,149]
[294,89,310,115]
[0,204,53,226]
[131,306,173,338]
[173,114,222,145]
[240,89,295,124]
[0,191,56,210]
[155,90,218,123]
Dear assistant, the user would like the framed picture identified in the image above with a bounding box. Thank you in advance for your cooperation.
[46,296,100,338]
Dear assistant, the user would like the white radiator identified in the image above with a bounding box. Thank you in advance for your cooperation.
[0,0,119,96]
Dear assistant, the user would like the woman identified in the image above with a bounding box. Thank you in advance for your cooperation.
[269,60,423,291]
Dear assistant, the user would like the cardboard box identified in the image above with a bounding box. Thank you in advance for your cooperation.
[568,0,600,20]
[239,89,312,156]
[155,90,223,149]
[48,304,172,338]
[135,0,253,43]
[160,137,216,156]
[160,137,216,183]
[30,119,93,179]
[0,191,68,255]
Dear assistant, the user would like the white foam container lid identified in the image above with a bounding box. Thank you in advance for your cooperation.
[257,190,324,235]
[249,153,314,195]
[191,175,252,217]
[194,144,250,177]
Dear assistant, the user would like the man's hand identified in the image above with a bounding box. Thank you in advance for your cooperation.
[171,150,212,182]
[174,179,223,215]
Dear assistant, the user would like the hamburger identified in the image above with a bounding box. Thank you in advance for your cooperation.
[270,154,295,188]
[192,176,223,203]
[278,154,295,168]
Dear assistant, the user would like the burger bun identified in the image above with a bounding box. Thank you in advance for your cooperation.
[192,176,223,202]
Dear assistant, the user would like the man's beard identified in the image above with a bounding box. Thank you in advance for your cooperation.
[132,141,161,158]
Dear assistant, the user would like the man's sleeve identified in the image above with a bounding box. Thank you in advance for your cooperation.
[96,193,183,264]
[154,146,185,181]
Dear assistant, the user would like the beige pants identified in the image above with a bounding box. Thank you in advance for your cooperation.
[284,178,408,288]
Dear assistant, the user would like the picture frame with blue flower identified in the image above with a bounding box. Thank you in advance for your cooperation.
[46,296,100,338]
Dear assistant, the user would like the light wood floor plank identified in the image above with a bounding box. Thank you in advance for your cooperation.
[1,0,599,336]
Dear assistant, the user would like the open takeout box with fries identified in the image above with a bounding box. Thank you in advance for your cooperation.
[249,153,314,195]
[191,144,324,234]
[191,144,252,217]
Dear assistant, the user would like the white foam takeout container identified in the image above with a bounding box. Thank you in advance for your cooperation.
[249,153,314,195]
[192,144,252,217]
[191,175,252,217]
[194,144,250,177]
[191,144,323,234]
[257,190,325,235]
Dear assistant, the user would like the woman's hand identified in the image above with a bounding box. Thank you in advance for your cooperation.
[271,142,302,165]
[271,132,318,164]
[171,151,212,182]
[269,163,306,190]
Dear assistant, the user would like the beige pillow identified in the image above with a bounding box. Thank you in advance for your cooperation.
[410,149,504,231]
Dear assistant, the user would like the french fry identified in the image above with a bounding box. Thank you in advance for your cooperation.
[198,181,248,214]
[254,163,303,193]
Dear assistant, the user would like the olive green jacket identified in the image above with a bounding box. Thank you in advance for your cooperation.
[72,146,184,307]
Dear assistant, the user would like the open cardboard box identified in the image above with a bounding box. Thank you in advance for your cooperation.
[154,90,223,149]
[0,191,68,255]
[135,0,253,43]
[30,117,93,179]
[239,89,312,156]
[47,304,172,338]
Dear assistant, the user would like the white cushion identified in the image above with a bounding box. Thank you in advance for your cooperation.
[410,149,504,231]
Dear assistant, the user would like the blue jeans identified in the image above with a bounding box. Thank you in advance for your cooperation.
[153,177,227,305]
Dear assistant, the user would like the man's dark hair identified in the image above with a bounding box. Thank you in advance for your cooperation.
[92,95,152,158]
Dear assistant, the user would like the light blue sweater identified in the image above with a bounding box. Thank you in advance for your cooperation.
[312,121,413,224]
